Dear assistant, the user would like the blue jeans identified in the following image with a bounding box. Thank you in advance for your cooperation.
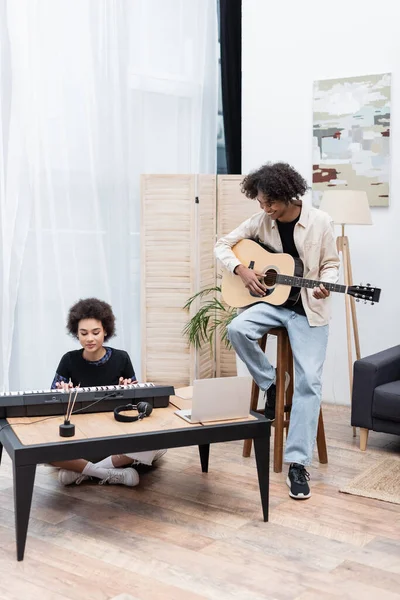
[227,303,329,466]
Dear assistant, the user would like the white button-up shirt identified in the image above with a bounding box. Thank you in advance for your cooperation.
[214,202,340,326]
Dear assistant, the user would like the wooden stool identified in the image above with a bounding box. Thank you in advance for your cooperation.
[242,327,328,473]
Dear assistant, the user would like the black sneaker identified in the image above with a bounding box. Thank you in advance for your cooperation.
[287,463,311,499]
[264,384,276,420]
[263,372,290,420]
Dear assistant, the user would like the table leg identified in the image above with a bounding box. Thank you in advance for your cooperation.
[253,435,270,522]
[13,463,36,561]
[198,444,210,473]
[0,442,3,466]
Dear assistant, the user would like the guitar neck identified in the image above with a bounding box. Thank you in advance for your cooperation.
[276,274,346,294]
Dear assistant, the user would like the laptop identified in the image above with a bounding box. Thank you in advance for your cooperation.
[174,376,252,424]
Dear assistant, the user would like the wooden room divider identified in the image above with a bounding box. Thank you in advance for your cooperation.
[141,174,259,387]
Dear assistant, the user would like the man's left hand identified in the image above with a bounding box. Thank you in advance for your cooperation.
[313,284,330,300]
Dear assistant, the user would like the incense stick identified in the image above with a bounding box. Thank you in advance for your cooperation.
[67,384,80,421]
[65,380,73,420]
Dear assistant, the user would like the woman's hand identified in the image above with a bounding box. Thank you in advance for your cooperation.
[55,380,73,391]
[119,377,138,386]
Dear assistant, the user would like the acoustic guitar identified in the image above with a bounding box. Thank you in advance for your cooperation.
[221,239,381,309]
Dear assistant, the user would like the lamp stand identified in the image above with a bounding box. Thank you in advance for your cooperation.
[336,225,360,437]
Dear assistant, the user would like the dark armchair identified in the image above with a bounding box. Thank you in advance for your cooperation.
[352,345,400,450]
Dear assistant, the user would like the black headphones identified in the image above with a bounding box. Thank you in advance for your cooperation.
[114,401,153,423]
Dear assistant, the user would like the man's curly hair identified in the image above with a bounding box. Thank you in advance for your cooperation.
[67,298,116,340]
[241,162,308,204]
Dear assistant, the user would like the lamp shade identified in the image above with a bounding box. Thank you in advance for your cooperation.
[319,190,372,225]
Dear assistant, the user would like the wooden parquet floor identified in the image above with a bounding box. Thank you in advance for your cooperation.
[0,404,400,600]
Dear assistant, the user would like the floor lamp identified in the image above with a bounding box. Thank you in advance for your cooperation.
[319,190,372,436]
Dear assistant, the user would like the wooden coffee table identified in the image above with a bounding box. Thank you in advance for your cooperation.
[0,397,271,561]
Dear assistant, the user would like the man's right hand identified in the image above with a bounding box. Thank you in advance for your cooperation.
[234,264,267,297]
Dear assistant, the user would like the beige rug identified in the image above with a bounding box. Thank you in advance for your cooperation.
[340,456,400,505]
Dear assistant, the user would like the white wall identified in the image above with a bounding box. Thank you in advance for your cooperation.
[242,0,400,404]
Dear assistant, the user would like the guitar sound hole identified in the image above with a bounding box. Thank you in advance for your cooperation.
[263,269,277,287]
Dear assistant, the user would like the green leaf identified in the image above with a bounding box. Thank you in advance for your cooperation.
[183,285,236,350]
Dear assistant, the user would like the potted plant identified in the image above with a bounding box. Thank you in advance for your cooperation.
[183,285,236,350]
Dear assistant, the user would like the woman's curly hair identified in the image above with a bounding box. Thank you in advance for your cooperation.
[241,162,308,204]
[67,298,116,340]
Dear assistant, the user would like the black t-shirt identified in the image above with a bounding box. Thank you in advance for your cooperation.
[276,216,306,316]
[53,348,136,387]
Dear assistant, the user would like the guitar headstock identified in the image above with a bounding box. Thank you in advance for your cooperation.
[348,284,381,304]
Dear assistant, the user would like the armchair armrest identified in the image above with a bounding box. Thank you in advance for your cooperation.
[351,345,400,429]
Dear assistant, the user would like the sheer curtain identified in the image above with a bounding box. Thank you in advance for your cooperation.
[0,0,217,391]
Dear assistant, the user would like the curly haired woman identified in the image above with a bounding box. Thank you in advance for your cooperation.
[215,162,340,500]
[50,298,165,487]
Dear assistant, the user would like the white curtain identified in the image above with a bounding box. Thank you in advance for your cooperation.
[0,0,218,391]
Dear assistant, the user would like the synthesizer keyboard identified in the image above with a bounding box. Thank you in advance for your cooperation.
[0,383,174,418]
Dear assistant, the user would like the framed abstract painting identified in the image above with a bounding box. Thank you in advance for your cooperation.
[313,73,391,207]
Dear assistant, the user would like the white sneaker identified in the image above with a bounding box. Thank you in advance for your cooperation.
[98,467,139,487]
[58,469,90,486]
